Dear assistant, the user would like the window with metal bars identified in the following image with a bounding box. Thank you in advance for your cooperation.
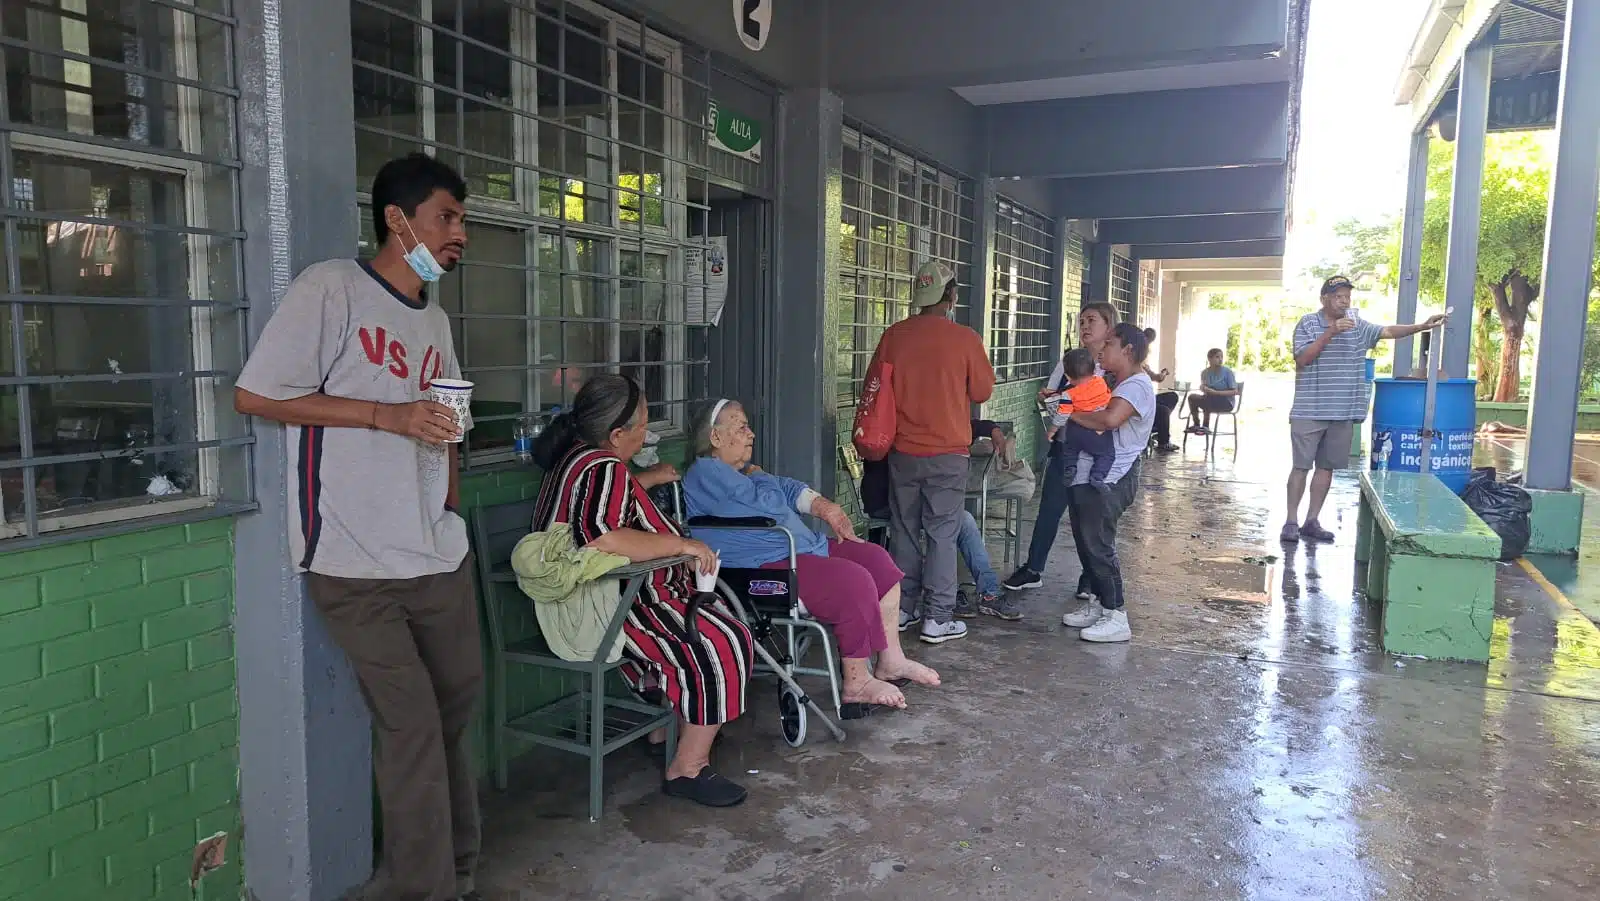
[1109,251,1135,323]
[1137,264,1158,328]
[1061,230,1086,346]
[0,0,250,544]
[989,197,1054,382]
[351,0,721,464]
[837,125,973,404]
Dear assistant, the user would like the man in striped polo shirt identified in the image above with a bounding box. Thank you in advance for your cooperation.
[1282,276,1447,544]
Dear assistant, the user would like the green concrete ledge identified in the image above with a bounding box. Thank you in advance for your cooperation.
[1525,487,1584,556]
[1475,401,1600,431]
[1357,470,1498,662]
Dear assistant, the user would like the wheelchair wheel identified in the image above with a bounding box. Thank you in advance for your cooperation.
[779,686,807,747]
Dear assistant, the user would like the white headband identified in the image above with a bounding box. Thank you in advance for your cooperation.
[709,398,733,428]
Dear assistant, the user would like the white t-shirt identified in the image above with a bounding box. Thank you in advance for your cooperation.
[1071,372,1156,486]
[237,259,471,579]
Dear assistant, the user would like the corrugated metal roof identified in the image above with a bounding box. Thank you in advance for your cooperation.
[1494,0,1565,78]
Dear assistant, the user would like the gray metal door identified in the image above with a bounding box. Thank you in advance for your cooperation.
[694,195,775,462]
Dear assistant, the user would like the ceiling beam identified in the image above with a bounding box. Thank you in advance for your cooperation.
[1099,213,1284,246]
[1160,256,1283,271]
[1164,270,1284,287]
[1053,166,1286,220]
[1134,239,1286,259]
[825,0,1287,93]
[987,82,1290,178]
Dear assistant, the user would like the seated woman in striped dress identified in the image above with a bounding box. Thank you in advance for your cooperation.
[530,374,754,808]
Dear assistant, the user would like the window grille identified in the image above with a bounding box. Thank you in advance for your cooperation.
[351,0,722,463]
[837,124,972,404]
[0,0,250,543]
[989,196,1054,382]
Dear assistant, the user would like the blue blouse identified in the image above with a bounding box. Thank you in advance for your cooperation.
[682,457,829,567]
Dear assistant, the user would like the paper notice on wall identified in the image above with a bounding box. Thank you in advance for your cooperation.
[685,237,729,326]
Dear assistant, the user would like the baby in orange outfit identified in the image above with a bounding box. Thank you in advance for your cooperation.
[1044,348,1117,489]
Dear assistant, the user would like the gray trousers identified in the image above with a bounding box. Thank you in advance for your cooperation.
[887,452,969,622]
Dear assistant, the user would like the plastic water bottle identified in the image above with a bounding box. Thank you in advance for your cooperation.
[513,413,540,464]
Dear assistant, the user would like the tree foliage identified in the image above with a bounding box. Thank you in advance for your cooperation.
[1309,218,1398,288]
[1214,292,1296,373]
[1413,136,1554,399]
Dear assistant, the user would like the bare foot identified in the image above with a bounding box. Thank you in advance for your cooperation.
[842,676,907,709]
[875,658,941,687]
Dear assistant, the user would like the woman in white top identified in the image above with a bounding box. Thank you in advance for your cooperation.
[1005,302,1118,597]
[1056,323,1156,642]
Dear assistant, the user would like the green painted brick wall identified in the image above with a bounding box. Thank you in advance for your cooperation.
[986,378,1048,463]
[830,378,1048,520]
[0,521,240,901]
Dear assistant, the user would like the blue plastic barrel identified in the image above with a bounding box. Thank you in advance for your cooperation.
[1369,378,1478,494]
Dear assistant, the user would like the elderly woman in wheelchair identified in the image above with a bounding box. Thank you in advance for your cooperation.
[681,399,940,713]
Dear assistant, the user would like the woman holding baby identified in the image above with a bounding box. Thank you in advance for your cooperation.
[1003,303,1155,643]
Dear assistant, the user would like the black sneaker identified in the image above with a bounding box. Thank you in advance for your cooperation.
[978,592,1022,621]
[663,767,747,807]
[1003,567,1043,591]
[954,590,978,618]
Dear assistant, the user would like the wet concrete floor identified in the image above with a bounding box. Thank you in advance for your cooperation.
[476,413,1600,900]
[1476,430,1600,629]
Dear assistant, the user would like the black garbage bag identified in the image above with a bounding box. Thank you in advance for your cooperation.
[1461,467,1532,561]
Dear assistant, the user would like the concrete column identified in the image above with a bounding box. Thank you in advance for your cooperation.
[1526,2,1600,493]
[773,88,843,494]
[1087,242,1112,303]
[1177,284,1208,383]
[1440,41,1493,379]
[970,178,998,341]
[233,2,373,900]
[1046,216,1071,364]
[1394,128,1430,376]
[1158,269,1180,376]
[970,178,998,412]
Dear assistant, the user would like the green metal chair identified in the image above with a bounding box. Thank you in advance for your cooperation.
[469,499,682,822]
[836,443,892,546]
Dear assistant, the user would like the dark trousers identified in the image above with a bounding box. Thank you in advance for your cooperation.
[306,556,485,901]
[1153,391,1179,444]
[1064,462,1141,610]
[1025,453,1073,573]
[1057,422,1116,483]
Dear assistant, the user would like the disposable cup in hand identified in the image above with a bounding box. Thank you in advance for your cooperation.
[427,378,474,444]
[694,553,720,593]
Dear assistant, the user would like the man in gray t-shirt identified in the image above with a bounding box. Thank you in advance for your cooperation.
[236,154,484,901]
[1282,275,1446,545]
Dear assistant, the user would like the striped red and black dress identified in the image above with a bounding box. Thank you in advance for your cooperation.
[532,445,753,726]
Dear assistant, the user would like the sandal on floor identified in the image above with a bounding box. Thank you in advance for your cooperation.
[838,702,880,720]
[663,767,748,807]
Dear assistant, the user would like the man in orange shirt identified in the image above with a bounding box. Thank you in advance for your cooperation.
[868,260,996,644]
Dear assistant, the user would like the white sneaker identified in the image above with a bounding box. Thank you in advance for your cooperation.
[898,608,923,632]
[920,619,969,644]
[1062,597,1104,628]
[1081,609,1131,643]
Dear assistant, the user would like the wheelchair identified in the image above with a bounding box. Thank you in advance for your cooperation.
[652,484,848,747]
